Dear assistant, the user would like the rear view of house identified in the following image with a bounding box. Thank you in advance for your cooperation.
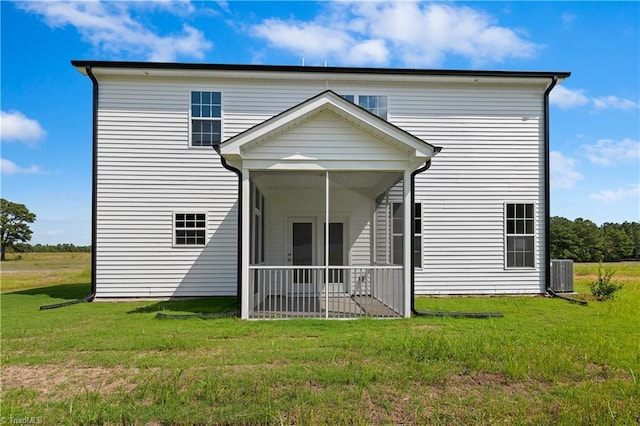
[73,61,569,319]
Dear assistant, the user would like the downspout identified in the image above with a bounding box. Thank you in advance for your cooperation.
[214,146,243,315]
[543,76,557,297]
[410,149,503,318]
[543,77,587,306]
[41,65,98,310]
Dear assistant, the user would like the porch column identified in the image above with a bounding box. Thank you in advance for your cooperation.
[403,169,412,318]
[324,170,330,319]
[241,168,251,319]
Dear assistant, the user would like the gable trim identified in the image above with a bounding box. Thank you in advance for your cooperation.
[221,90,437,161]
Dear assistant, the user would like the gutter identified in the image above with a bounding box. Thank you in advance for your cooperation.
[41,66,99,310]
[410,149,503,319]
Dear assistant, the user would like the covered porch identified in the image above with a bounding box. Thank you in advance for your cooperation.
[220,91,437,319]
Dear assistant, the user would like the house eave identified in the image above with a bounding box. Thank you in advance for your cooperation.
[71,60,570,86]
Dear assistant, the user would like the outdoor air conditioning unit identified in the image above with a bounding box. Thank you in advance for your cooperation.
[550,259,574,293]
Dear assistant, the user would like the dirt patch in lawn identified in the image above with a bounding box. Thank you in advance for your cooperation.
[1,364,141,400]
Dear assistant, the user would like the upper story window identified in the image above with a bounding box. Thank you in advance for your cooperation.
[505,203,535,268]
[191,91,221,147]
[341,94,388,120]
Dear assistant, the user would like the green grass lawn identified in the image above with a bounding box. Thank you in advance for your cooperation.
[1,254,639,425]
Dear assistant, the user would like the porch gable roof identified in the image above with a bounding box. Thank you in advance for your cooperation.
[220,90,438,164]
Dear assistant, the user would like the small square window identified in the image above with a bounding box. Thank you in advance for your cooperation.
[175,213,206,246]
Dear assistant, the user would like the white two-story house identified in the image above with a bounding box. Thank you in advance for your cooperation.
[72,60,569,319]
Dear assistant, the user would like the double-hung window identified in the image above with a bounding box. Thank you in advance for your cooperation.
[505,203,535,268]
[190,91,221,147]
[391,202,423,268]
[341,94,388,120]
[174,213,206,246]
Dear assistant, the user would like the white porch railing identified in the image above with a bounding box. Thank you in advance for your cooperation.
[248,265,403,319]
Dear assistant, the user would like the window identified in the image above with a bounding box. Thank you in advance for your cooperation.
[358,95,388,120]
[250,183,265,264]
[341,94,388,120]
[505,203,535,268]
[175,213,206,246]
[190,91,221,147]
[391,202,422,268]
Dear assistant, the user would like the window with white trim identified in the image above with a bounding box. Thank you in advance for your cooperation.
[505,203,535,268]
[175,213,206,246]
[250,183,265,264]
[341,94,388,120]
[391,202,422,268]
[190,91,221,147]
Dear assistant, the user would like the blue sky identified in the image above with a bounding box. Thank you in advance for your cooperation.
[1,1,638,245]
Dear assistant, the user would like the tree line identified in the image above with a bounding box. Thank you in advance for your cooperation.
[7,243,92,253]
[551,217,640,262]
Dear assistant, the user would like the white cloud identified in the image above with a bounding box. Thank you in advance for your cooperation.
[592,96,638,111]
[0,110,46,145]
[1,158,42,176]
[252,2,540,67]
[551,86,637,111]
[549,85,589,109]
[582,138,640,166]
[561,12,576,29]
[589,184,640,203]
[254,20,354,61]
[550,151,583,190]
[18,1,212,62]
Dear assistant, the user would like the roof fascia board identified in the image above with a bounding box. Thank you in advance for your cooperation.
[72,60,570,84]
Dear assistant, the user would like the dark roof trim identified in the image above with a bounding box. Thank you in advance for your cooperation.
[71,60,570,79]
[221,89,438,153]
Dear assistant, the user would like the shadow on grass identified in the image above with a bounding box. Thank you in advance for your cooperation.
[127,296,237,315]
[8,283,91,301]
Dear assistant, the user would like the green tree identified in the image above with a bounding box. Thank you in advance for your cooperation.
[573,218,603,262]
[602,223,633,261]
[0,198,36,261]
[620,221,640,259]
[550,216,581,259]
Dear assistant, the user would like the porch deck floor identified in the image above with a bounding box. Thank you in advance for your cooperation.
[251,295,400,319]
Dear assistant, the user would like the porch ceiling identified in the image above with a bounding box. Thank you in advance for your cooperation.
[251,171,402,198]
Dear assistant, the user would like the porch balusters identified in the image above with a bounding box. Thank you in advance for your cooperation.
[248,265,403,319]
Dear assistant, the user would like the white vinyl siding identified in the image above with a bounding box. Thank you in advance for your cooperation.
[95,78,239,298]
[93,72,548,298]
[405,84,545,294]
[243,110,409,163]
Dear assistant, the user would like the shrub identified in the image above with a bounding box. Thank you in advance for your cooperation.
[590,263,623,301]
